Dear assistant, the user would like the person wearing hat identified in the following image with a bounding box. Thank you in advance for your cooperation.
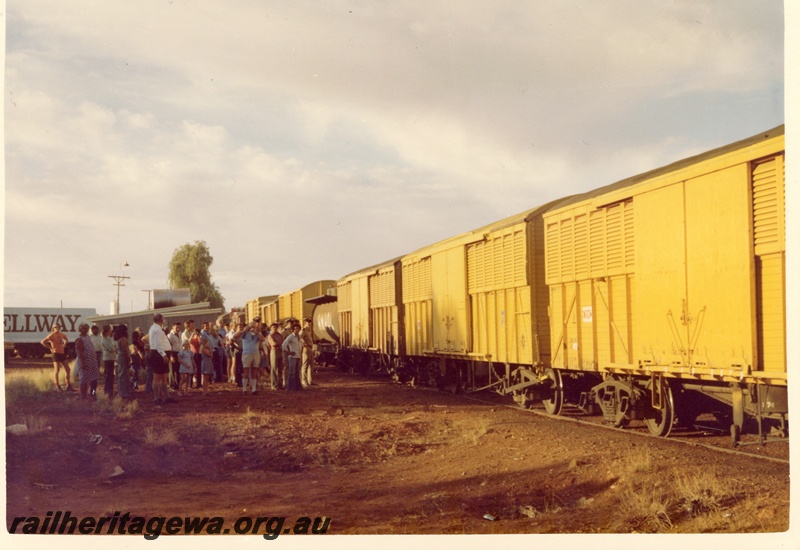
[40,323,75,392]
[299,317,315,388]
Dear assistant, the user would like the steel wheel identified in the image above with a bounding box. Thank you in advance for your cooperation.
[542,368,564,416]
[644,380,675,437]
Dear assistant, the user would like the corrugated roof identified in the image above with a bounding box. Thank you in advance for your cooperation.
[402,195,573,260]
[87,302,221,323]
[339,256,404,280]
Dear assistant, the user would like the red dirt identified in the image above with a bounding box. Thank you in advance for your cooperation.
[5,364,790,536]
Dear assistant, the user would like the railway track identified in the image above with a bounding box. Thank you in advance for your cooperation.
[455,389,790,465]
[326,360,791,464]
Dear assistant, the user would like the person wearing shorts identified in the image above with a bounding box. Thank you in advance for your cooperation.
[41,324,75,392]
[232,317,265,394]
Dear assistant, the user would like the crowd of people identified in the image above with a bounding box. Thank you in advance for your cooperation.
[39,314,318,405]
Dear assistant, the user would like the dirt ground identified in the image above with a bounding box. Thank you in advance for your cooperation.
[4,361,791,536]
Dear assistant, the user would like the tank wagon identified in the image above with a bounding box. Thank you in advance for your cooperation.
[307,291,340,367]
[247,125,787,444]
[246,281,340,364]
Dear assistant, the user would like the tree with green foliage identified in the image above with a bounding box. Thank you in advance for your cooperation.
[167,241,225,310]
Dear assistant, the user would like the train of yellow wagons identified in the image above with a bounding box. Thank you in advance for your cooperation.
[246,125,787,445]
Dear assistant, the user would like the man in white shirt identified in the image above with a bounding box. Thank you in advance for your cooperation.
[181,319,195,346]
[148,313,173,405]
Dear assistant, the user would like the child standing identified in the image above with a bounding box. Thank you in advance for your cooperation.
[178,342,195,396]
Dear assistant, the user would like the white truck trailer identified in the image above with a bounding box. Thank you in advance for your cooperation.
[3,307,97,360]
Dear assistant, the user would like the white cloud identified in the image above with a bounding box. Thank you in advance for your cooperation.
[4,0,785,312]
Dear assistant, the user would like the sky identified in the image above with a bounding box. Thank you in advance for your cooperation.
[2,0,790,316]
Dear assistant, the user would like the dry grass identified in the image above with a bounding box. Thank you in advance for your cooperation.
[93,393,140,419]
[541,484,566,514]
[607,449,780,533]
[622,448,655,475]
[5,370,54,406]
[93,391,113,410]
[671,473,783,532]
[115,399,140,419]
[143,425,179,446]
[611,449,671,532]
[673,471,728,518]
[614,483,673,532]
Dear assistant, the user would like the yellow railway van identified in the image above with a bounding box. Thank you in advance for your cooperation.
[544,125,786,440]
[259,297,280,326]
[396,201,564,392]
[278,280,337,325]
[245,295,278,324]
[337,258,404,372]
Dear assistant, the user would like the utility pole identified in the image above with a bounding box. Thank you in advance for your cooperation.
[108,275,130,313]
[109,261,130,314]
[142,289,153,310]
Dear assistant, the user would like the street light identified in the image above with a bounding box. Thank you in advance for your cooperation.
[108,261,130,314]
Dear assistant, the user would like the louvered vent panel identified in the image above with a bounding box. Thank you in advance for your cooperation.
[606,203,623,273]
[546,221,560,283]
[753,157,782,255]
